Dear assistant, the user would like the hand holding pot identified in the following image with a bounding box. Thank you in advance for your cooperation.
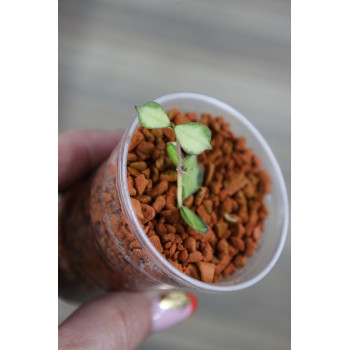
[58,130,197,349]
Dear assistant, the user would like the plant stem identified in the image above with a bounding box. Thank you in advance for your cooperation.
[176,140,183,208]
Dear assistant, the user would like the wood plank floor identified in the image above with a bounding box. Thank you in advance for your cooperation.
[59,1,290,349]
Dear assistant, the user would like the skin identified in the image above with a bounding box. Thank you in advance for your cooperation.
[58,130,153,350]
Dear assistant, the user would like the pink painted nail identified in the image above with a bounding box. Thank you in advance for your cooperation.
[151,292,198,333]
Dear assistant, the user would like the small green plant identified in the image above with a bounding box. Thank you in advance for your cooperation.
[135,101,213,234]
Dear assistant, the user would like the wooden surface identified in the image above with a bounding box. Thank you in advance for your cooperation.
[58,0,290,349]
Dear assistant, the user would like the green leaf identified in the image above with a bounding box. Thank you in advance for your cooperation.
[166,142,185,167]
[180,206,209,234]
[174,122,213,155]
[182,155,203,200]
[135,101,171,129]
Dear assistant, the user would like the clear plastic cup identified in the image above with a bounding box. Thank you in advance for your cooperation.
[58,92,289,303]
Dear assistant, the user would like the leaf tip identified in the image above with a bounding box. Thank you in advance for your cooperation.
[180,205,209,234]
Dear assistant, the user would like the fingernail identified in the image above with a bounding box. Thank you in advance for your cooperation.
[151,292,198,333]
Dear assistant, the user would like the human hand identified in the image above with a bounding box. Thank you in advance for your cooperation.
[58,130,198,350]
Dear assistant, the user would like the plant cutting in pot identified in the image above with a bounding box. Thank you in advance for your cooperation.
[58,92,288,303]
[127,101,272,284]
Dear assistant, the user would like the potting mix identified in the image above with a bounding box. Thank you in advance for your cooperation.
[127,108,271,284]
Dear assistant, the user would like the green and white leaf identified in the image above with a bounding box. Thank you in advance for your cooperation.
[180,206,209,234]
[174,122,213,155]
[135,101,171,129]
[166,142,185,167]
[182,155,203,200]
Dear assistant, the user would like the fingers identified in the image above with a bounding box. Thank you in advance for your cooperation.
[58,130,123,192]
[59,292,197,350]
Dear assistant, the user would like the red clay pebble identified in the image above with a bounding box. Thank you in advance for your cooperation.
[253,225,262,241]
[163,127,176,141]
[183,194,194,207]
[141,204,155,223]
[152,195,166,213]
[195,187,208,206]
[149,235,163,253]
[130,161,148,171]
[129,240,141,250]
[155,222,167,235]
[235,137,246,151]
[211,212,220,228]
[259,203,269,220]
[174,234,182,243]
[130,198,143,220]
[197,262,215,283]
[201,243,214,262]
[187,251,203,263]
[129,130,144,150]
[230,237,245,251]
[183,237,197,253]
[186,112,197,121]
[185,264,200,279]
[203,199,213,214]
[258,170,272,193]
[245,238,257,257]
[215,221,228,238]
[151,128,163,139]
[179,249,189,262]
[161,233,176,243]
[234,255,247,269]
[228,245,239,257]
[127,152,138,163]
[160,209,181,224]
[160,170,178,182]
[197,205,211,224]
[165,194,176,210]
[246,211,259,236]
[127,176,136,196]
[204,164,216,185]
[164,241,172,249]
[166,224,177,234]
[142,128,155,142]
[141,168,151,178]
[219,189,229,201]
[138,195,152,204]
[174,112,191,125]
[237,223,245,238]
[223,263,236,277]
[213,272,223,283]
[149,180,169,197]
[215,254,231,274]
[253,154,262,167]
[169,243,177,257]
[217,239,229,256]
[187,226,201,237]
[220,197,232,214]
[136,141,155,156]
[135,174,148,196]
[224,172,248,196]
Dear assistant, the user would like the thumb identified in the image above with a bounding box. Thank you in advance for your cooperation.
[59,291,198,350]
